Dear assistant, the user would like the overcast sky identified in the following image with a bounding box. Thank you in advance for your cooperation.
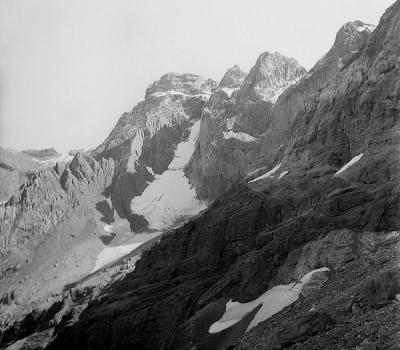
[0,0,395,153]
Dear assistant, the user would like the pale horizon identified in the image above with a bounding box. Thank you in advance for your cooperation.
[0,0,395,153]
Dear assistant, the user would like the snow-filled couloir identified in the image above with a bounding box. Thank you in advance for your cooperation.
[130,120,207,230]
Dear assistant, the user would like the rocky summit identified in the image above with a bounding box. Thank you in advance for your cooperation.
[1,2,400,350]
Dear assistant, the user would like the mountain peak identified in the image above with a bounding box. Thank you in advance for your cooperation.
[219,65,246,88]
[313,20,374,71]
[238,51,306,102]
[145,73,217,99]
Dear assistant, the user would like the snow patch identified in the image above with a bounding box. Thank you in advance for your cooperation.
[334,153,364,176]
[226,116,237,130]
[91,219,161,273]
[33,153,74,167]
[278,171,289,179]
[104,224,113,233]
[209,267,329,334]
[130,121,207,230]
[220,87,238,98]
[357,24,375,32]
[249,163,282,183]
[223,131,257,143]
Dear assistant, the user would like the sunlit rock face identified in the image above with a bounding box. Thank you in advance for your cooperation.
[93,73,217,230]
[187,21,374,201]
[263,20,374,165]
[237,51,306,103]
[186,52,306,201]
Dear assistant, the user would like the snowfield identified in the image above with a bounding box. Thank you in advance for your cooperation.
[334,153,364,176]
[130,120,207,230]
[209,267,330,333]
[32,153,74,167]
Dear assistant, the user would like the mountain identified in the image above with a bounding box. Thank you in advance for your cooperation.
[93,73,216,231]
[47,3,399,348]
[186,23,371,201]
[1,3,399,350]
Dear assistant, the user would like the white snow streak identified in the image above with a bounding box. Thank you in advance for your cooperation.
[334,153,364,176]
[209,267,329,334]
[278,171,289,179]
[223,131,257,143]
[249,163,282,183]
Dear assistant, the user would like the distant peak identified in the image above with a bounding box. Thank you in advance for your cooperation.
[21,148,59,158]
[334,20,375,47]
[238,51,306,102]
[219,65,246,88]
[145,73,217,99]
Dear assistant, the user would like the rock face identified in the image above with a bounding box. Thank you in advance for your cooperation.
[186,53,305,200]
[262,20,374,164]
[238,52,306,103]
[40,2,400,349]
[0,154,114,280]
[93,73,216,230]
[186,23,371,201]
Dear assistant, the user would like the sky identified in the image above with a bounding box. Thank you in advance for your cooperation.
[0,0,395,153]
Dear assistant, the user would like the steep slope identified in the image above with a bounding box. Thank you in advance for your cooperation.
[0,148,73,202]
[187,22,373,201]
[263,20,375,164]
[31,3,400,350]
[187,53,305,200]
[0,153,115,334]
[93,73,216,230]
